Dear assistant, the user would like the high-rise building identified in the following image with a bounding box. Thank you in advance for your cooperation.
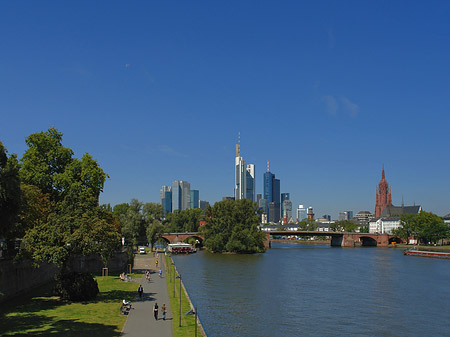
[258,198,268,215]
[199,200,210,212]
[297,204,307,222]
[256,193,262,204]
[234,133,255,201]
[172,180,191,211]
[281,193,290,217]
[338,211,353,221]
[282,199,292,219]
[246,164,255,201]
[190,190,199,209]
[160,185,172,215]
[375,165,392,217]
[264,161,281,223]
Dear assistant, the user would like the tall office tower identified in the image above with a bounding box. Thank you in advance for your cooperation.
[190,190,199,209]
[258,198,268,215]
[282,199,292,219]
[264,161,281,223]
[172,180,191,211]
[160,185,172,214]
[281,193,290,217]
[256,193,262,204]
[297,204,307,221]
[375,165,392,217]
[246,164,255,201]
[234,133,255,201]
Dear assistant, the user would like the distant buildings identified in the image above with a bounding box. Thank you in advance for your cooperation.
[161,180,200,214]
[297,205,307,222]
[338,211,353,221]
[234,133,255,202]
[199,200,210,212]
[307,206,315,220]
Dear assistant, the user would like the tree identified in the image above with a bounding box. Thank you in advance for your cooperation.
[330,220,358,232]
[0,141,21,240]
[164,208,204,232]
[146,220,164,249]
[20,127,73,201]
[203,199,265,253]
[120,199,146,247]
[23,193,121,271]
[298,219,318,231]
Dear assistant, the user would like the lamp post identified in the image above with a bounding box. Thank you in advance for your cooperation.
[176,275,181,327]
[172,263,176,297]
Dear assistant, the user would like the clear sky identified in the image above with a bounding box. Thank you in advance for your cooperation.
[1,1,449,219]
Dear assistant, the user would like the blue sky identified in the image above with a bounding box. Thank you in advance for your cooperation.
[1,1,449,219]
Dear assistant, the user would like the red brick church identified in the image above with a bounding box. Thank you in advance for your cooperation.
[375,165,392,217]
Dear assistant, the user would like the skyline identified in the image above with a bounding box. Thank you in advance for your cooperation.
[1,1,449,218]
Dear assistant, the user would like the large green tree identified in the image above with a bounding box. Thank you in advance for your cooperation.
[20,127,73,201]
[203,199,265,253]
[0,141,21,240]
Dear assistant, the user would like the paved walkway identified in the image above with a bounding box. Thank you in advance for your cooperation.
[121,253,173,337]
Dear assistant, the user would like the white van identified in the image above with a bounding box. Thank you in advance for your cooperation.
[139,247,146,254]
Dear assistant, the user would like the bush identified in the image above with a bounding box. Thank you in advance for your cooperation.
[54,271,99,301]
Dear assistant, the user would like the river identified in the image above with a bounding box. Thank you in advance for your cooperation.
[172,243,450,337]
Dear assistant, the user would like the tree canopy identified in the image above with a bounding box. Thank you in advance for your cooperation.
[393,211,449,244]
[203,199,265,253]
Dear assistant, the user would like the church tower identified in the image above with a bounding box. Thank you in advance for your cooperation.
[375,165,392,217]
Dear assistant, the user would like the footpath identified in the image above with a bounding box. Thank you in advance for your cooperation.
[120,253,173,337]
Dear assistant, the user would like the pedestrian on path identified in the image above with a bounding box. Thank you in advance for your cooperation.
[162,304,166,320]
[159,268,162,277]
[153,302,159,320]
[138,284,143,300]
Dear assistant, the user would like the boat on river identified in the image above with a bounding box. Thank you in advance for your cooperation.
[404,249,450,259]
[167,243,196,254]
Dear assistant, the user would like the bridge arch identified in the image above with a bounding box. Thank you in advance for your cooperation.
[359,236,378,247]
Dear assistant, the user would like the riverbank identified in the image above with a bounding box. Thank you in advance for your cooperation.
[165,255,206,337]
[394,244,450,252]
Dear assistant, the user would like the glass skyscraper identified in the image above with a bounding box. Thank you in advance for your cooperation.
[264,162,281,223]
[190,190,199,209]
[172,180,191,211]
[234,133,255,201]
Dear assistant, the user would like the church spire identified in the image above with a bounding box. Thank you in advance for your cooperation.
[382,164,385,180]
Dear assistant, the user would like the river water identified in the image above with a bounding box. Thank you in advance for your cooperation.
[172,243,450,337]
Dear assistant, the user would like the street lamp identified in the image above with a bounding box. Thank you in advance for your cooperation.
[185,307,197,337]
[176,275,181,327]
[172,263,176,297]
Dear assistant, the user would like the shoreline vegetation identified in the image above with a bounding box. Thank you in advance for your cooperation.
[164,254,205,337]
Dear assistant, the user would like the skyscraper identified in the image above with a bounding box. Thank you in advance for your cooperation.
[234,133,255,201]
[190,190,199,209]
[172,180,191,211]
[264,161,281,223]
[297,204,307,222]
[160,185,172,215]
[282,199,292,220]
[281,193,290,217]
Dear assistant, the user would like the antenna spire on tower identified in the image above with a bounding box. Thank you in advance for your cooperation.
[267,160,270,172]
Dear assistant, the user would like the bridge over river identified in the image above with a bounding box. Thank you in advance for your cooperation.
[158,231,399,248]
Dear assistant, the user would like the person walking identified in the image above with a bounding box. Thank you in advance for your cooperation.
[161,304,166,320]
[153,302,159,320]
[159,268,162,278]
[137,284,143,300]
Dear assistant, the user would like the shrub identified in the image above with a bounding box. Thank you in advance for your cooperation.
[54,271,99,301]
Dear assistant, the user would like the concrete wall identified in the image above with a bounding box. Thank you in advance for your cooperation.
[0,259,59,303]
[0,251,128,304]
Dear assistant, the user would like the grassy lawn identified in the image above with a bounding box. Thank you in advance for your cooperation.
[395,244,450,252]
[0,274,140,337]
[165,255,201,337]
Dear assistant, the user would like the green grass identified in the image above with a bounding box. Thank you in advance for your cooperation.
[165,255,201,337]
[0,274,140,337]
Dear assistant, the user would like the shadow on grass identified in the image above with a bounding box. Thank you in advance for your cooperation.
[1,318,119,337]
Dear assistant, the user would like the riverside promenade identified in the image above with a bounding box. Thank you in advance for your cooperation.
[121,253,173,337]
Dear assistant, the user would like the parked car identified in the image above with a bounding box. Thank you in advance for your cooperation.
[139,247,146,254]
